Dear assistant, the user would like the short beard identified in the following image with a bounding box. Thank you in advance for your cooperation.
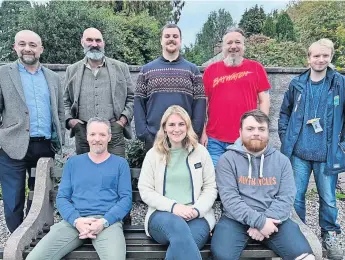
[242,139,268,153]
[20,55,39,66]
[84,46,105,61]
[223,54,242,67]
[91,146,107,155]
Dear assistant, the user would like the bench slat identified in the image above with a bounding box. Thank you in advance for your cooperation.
[24,244,277,258]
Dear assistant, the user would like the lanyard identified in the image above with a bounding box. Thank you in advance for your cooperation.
[309,77,326,119]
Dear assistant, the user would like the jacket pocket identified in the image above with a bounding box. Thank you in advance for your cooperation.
[0,122,18,129]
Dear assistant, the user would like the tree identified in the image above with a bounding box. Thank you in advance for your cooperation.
[13,1,161,64]
[184,8,234,65]
[262,15,276,39]
[287,1,345,67]
[90,0,185,25]
[245,35,306,67]
[275,12,295,41]
[238,4,266,36]
[0,0,31,61]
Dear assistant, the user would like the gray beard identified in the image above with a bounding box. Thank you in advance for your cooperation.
[85,50,105,61]
[20,56,39,66]
[224,55,242,67]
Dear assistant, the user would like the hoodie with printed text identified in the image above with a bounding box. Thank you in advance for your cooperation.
[216,138,296,230]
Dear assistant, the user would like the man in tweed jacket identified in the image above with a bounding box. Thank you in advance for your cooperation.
[64,28,134,157]
[0,30,65,233]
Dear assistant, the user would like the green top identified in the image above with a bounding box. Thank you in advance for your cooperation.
[165,147,192,205]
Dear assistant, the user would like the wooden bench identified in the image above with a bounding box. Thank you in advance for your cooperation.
[2,157,322,260]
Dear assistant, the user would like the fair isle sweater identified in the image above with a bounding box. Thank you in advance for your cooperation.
[134,56,206,141]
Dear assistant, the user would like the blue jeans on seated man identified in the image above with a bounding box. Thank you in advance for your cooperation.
[207,137,233,167]
[148,211,210,260]
[291,155,341,234]
[211,216,313,260]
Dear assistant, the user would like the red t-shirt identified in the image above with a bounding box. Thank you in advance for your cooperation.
[203,59,271,143]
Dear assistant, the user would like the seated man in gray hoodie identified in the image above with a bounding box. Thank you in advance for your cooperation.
[211,109,315,260]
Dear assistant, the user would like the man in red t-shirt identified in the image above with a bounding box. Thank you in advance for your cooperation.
[201,27,271,166]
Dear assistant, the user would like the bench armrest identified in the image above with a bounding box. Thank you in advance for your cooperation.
[4,158,55,260]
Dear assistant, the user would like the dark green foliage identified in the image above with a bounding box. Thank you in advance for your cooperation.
[89,0,185,25]
[238,4,266,37]
[0,1,169,64]
[125,139,145,168]
[262,15,276,39]
[0,0,31,61]
[276,12,295,41]
[184,8,234,65]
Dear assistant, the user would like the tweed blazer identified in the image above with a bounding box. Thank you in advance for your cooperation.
[0,61,65,160]
[64,56,134,139]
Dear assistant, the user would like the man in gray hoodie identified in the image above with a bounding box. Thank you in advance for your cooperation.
[211,110,314,260]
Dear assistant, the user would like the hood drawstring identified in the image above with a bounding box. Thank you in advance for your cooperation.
[259,154,264,178]
[247,153,252,179]
[247,153,265,179]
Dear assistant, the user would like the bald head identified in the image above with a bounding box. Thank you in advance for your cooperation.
[81,28,105,61]
[15,30,42,45]
[14,30,43,66]
[82,28,103,40]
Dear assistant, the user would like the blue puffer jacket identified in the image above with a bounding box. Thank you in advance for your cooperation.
[278,67,345,175]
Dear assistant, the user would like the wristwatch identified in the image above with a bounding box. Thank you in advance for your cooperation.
[101,218,109,228]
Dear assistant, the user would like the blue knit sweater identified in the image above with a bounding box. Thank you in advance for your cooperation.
[293,79,329,161]
[56,154,132,226]
[134,56,206,141]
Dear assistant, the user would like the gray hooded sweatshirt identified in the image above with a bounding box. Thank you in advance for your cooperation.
[216,138,296,230]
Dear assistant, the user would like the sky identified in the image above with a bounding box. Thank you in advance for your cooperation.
[178,0,290,47]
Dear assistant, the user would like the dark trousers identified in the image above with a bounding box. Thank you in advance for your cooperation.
[0,140,54,232]
[211,216,313,260]
[74,121,125,158]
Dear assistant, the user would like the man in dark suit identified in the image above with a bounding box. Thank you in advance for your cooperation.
[0,30,65,233]
[64,28,134,157]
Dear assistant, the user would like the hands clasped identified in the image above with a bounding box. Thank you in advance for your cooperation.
[172,204,198,221]
[248,218,281,241]
[75,217,105,239]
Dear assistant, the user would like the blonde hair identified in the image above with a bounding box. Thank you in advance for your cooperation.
[154,105,198,163]
[308,38,334,57]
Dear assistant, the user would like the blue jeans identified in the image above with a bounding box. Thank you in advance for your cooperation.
[291,155,341,234]
[211,216,313,260]
[148,211,210,260]
[207,137,233,166]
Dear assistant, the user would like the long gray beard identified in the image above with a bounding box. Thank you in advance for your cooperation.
[85,50,105,61]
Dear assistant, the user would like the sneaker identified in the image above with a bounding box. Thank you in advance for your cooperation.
[322,231,344,260]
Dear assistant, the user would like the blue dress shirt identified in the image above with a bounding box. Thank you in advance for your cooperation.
[18,63,52,139]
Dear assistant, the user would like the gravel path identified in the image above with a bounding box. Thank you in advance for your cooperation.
[0,193,344,258]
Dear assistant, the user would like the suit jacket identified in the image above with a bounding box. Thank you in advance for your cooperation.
[64,56,134,139]
[0,61,65,160]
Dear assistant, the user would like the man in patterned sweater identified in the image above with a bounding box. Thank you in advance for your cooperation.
[134,24,206,151]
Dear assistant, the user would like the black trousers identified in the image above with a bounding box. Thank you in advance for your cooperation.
[0,139,54,232]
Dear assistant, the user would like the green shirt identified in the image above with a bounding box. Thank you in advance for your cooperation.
[165,148,192,205]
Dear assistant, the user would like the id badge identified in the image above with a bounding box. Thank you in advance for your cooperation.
[312,120,323,133]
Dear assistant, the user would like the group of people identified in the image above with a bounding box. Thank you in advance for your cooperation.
[0,22,343,260]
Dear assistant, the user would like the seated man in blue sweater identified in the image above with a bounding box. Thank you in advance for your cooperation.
[27,117,132,260]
